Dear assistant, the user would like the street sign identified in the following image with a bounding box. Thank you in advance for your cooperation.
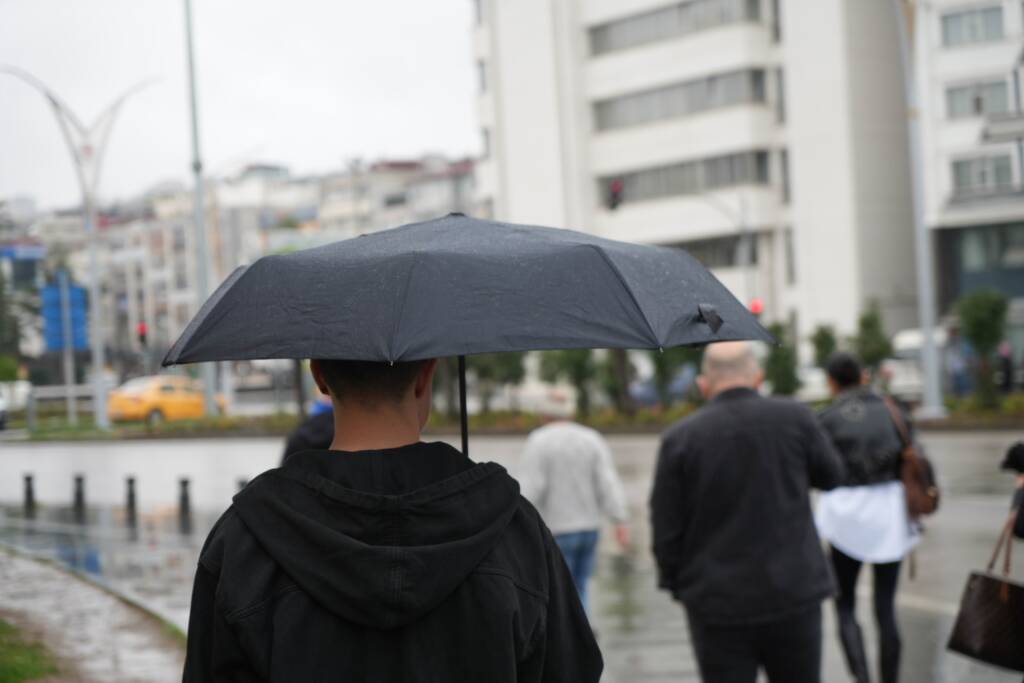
[42,281,88,352]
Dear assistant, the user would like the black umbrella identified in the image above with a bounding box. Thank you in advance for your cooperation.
[164,213,772,452]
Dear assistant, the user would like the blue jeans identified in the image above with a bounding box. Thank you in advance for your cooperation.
[554,529,599,613]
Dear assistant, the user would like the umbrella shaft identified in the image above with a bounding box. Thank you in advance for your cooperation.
[458,355,468,458]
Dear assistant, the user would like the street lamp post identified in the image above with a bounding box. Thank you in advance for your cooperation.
[697,192,754,306]
[183,0,217,416]
[891,0,946,418]
[1,66,153,429]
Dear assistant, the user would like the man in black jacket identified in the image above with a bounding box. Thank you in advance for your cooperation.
[650,341,844,683]
[184,358,601,682]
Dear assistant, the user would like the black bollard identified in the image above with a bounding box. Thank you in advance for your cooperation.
[73,474,86,524]
[178,478,192,535]
[23,474,36,520]
[125,476,137,530]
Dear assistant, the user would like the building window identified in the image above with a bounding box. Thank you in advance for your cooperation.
[666,234,758,268]
[481,128,491,159]
[473,0,483,25]
[784,227,796,285]
[599,150,769,206]
[947,80,1009,118]
[594,69,766,131]
[589,0,761,56]
[960,223,1024,272]
[780,148,790,203]
[941,6,1003,47]
[477,60,487,93]
[952,154,1014,199]
[771,0,782,42]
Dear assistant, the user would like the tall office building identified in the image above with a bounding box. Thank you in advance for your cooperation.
[473,0,920,346]
[918,0,1024,352]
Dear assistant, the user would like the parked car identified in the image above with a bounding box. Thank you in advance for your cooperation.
[881,327,949,403]
[107,375,225,425]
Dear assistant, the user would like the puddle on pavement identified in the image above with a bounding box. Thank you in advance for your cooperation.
[0,504,218,630]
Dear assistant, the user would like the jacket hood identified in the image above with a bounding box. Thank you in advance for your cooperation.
[232,442,520,629]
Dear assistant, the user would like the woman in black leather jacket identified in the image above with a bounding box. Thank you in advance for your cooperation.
[816,353,919,683]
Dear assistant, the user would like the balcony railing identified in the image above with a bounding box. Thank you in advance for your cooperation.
[949,183,1024,204]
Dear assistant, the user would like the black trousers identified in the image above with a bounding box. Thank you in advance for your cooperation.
[686,605,823,683]
[831,545,902,683]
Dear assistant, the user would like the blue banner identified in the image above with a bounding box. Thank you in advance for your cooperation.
[41,282,88,352]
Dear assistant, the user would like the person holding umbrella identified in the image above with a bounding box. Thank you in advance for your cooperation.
[167,214,771,682]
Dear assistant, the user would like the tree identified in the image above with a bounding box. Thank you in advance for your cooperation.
[598,349,635,416]
[468,352,526,414]
[648,346,702,409]
[0,268,20,359]
[0,354,17,381]
[540,349,596,417]
[957,289,1009,409]
[811,325,837,369]
[764,323,800,396]
[854,302,892,371]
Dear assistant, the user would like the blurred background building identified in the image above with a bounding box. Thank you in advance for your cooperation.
[472,0,921,349]
[0,155,474,387]
[919,0,1024,351]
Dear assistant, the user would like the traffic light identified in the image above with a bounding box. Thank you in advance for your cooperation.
[607,178,624,210]
[137,321,148,347]
[749,298,764,317]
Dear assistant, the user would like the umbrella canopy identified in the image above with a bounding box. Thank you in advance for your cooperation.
[163,213,771,367]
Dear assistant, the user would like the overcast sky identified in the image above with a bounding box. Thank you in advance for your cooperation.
[0,0,478,210]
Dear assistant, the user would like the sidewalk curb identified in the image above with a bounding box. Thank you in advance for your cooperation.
[0,540,187,643]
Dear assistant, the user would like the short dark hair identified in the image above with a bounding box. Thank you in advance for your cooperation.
[315,359,428,405]
[825,352,862,390]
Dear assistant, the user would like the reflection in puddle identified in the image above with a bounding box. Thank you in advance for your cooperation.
[0,504,216,630]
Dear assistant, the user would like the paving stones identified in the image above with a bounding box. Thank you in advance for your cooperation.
[0,549,184,683]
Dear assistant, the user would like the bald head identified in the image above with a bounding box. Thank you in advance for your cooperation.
[697,341,762,398]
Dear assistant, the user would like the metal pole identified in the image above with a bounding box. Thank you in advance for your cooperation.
[184,0,216,416]
[738,195,752,305]
[1013,58,1023,185]
[58,271,78,426]
[458,355,468,457]
[893,0,945,418]
[1,67,152,429]
[85,197,110,428]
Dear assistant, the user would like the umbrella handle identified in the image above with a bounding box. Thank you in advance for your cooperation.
[458,355,469,458]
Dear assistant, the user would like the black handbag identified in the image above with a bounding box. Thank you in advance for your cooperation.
[947,508,1024,672]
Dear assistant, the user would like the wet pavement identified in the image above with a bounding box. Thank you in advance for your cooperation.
[1,429,1022,682]
[0,547,185,681]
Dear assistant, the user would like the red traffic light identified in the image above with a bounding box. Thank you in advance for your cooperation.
[749,298,763,315]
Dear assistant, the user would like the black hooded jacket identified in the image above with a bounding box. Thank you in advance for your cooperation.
[183,442,601,682]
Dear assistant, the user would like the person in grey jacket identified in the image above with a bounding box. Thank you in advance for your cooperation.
[519,420,630,613]
[650,341,844,683]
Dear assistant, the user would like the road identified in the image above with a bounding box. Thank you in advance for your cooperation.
[0,429,1022,682]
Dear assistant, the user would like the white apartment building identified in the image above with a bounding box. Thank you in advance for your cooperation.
[917,0,1024,354]
[473,0,920,346]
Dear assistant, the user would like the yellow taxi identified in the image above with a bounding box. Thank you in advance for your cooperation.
[107,375,224,425]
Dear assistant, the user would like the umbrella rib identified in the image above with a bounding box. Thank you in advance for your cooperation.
[587,245,660,348]
[387,253,420,362]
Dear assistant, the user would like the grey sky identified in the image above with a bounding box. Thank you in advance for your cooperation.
[0,0,478,210]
